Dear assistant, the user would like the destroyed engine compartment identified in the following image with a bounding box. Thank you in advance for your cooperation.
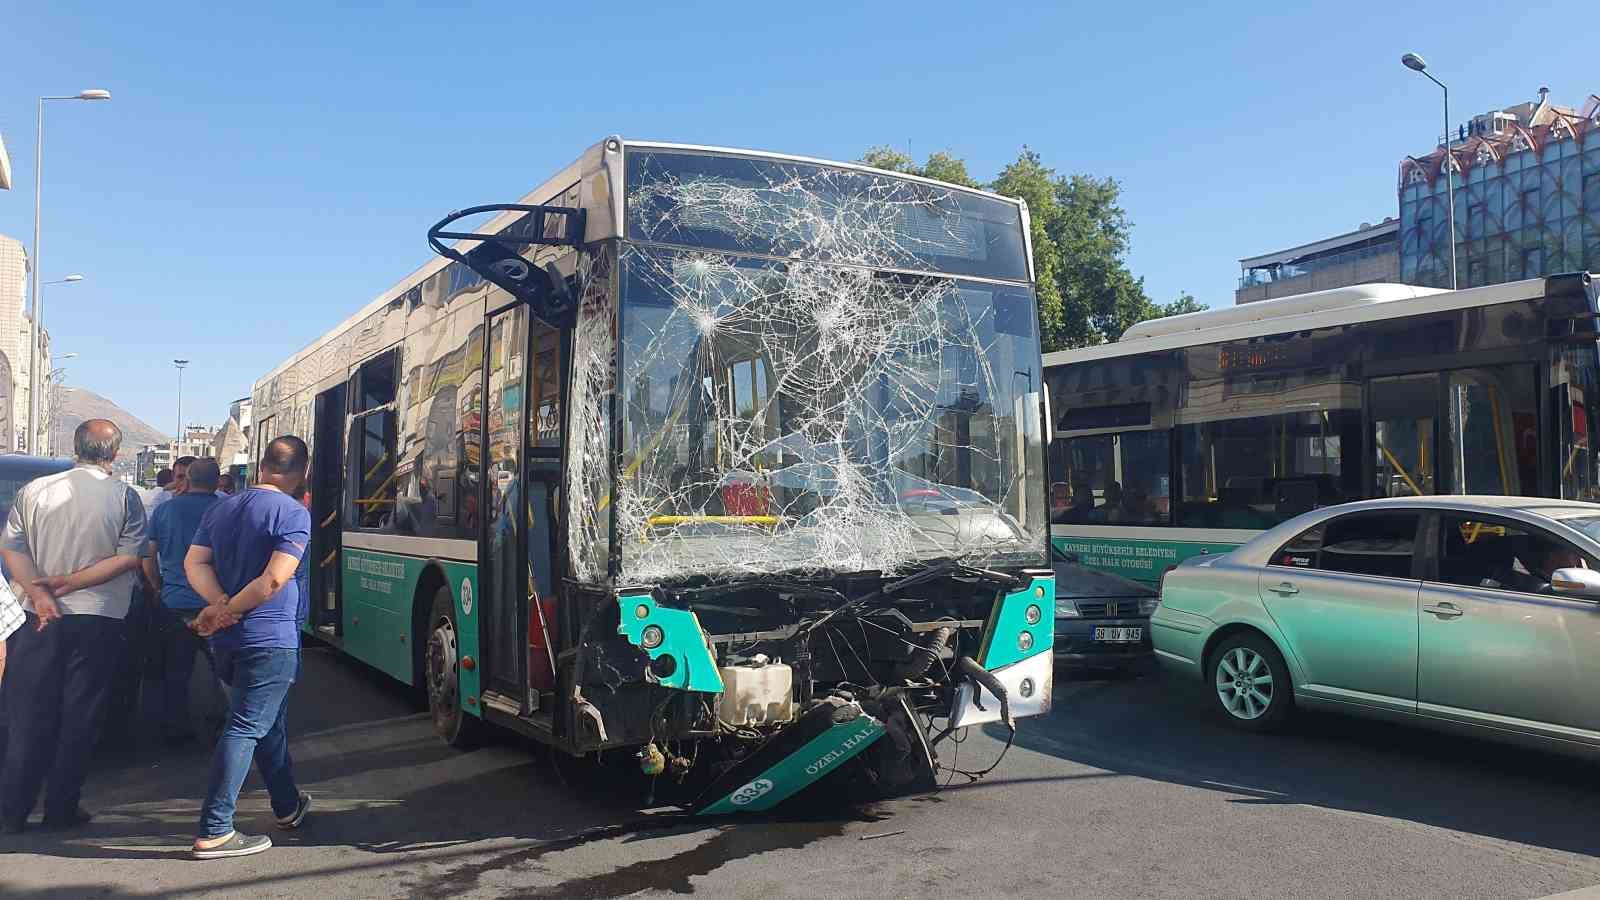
[564,562,1055,811]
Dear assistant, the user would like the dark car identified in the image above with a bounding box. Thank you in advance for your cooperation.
[1051,544,1159,666]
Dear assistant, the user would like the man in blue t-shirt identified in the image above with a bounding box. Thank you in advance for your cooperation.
[183,436,313,860]
[143,458,222,745]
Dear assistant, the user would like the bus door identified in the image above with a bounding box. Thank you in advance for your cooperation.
[480,303,532,713]
[311,384,347,633]
[1369,366,1537,499]
[524,319,564,704]
[1369,374,1440,497]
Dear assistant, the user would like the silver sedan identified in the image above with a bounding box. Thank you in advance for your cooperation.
[1151,496,1600,754]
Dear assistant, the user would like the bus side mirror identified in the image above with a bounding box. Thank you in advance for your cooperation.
[461,243,577,328]
[1549,567,1600,600]
[428,203,586,328]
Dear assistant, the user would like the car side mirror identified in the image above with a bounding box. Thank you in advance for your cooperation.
[1549,567,1600,599]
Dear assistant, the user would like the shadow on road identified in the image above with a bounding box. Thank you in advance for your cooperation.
[1,644,889,899]
[1005,666,1600,858]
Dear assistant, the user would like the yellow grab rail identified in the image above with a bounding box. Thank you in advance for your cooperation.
[646,515,780,527]
[1377,442,1424,497]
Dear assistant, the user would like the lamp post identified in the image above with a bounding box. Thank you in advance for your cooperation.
[1401,53,1457,290]
[43,352,79,455]
[174,359,189,455]
[31,274,85,454]
[28,89,111,454]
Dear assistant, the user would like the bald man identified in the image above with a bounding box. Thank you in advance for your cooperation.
[0,419,148,833]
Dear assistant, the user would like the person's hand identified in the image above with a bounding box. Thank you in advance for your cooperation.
[191,603,239,636]
[35,574,73,596]
[28,591,63,631]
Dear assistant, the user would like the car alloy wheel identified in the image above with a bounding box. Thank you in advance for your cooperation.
[1214,646,1274,720]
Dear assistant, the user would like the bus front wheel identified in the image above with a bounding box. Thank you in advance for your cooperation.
[426,584,483,748]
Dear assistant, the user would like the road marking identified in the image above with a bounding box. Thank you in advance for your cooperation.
[1534,887,1600,900]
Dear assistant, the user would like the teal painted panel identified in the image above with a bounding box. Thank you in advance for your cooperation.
[1052,536,1240,585]
[343,547,424,615]
[442,562,482,717]
[617,591,724,693]
[337,548,479,702]
[698,716,886,815]
[980,575,1054,669]
[342,597,413,684]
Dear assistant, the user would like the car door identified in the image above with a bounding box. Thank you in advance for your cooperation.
[1418,513,1600,745]
[1258,511,1422,713]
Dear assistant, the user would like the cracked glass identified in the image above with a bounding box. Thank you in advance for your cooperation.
[583,149,1045,584]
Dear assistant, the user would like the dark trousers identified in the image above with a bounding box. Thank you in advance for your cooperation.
[102,587,156,748]
[1,614,125,827]
[149,606,216,735]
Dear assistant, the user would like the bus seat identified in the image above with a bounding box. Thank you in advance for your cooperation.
[1274,480,1319,520]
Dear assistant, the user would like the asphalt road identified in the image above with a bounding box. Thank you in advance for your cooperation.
[3,647,1599,899]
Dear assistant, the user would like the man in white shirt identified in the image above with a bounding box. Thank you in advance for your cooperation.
[0,420,147,833]
[144,468,175,518]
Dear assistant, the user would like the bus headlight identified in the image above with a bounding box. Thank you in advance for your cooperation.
[641,625,665,649]
[1025,604,1042,625]
[1018,631,1034,651]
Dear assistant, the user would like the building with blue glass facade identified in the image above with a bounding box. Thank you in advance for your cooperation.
[1399,91,1600,289]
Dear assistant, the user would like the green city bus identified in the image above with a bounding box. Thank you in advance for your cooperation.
[251,138,1055,812]
[1044,273,1600,583]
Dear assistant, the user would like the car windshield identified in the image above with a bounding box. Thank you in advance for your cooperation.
[616,244,1046,583]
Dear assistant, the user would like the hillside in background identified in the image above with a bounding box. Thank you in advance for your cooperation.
[51,387,169,472]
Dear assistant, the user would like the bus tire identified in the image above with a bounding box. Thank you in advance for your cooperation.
[426,584,482,748]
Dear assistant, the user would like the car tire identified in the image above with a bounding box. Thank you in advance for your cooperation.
[426,584,483,748]
[1206,632,1291,732]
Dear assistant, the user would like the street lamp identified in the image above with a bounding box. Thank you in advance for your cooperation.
[30,274,85,454]
[174,359,189,452]
[28,88,112,454]
[1400,53,1457,290]
[41,352,80,455]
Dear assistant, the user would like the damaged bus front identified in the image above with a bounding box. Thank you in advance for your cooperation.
[428,138,1052,812]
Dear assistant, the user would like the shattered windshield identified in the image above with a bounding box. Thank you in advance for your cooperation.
[626,149,1031,281]
[616,244,1045,582]
[614,149,1046,584]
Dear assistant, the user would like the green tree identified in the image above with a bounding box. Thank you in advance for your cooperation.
[991,149,1066,350]
[862,144,1205,351]
[860,147,980,188]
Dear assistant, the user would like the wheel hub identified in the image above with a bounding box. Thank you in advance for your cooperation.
[1216,647,1271,720]
[428,619,459,713]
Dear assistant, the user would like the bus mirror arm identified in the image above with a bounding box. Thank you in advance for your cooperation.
[427,204,587,328]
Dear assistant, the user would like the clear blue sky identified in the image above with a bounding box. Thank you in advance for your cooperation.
[2,1,1593,435]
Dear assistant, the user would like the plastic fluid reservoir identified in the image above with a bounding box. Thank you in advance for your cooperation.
[718,662,794,726]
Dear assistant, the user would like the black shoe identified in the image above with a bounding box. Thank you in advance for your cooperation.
[39,807,93,831]
[275,791,312,830]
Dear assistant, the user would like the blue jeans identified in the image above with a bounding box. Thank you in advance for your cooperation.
[197,646,300,838]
